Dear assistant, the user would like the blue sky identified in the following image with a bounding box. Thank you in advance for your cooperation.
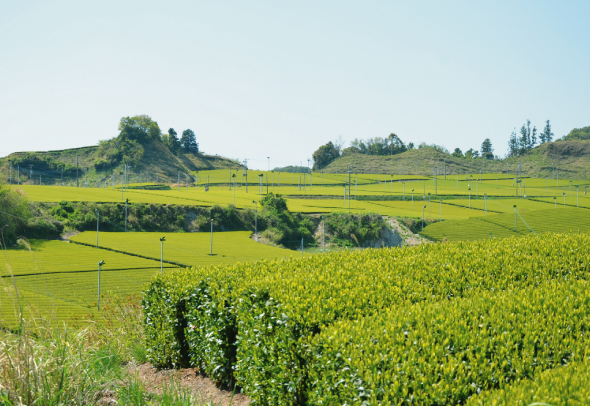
[1,1,588,169]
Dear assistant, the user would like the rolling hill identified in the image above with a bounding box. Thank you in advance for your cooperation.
[0,136,243,186]
[320,139,590,179]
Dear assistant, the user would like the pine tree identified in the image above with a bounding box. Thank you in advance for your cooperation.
[539,120,554,143]
[508,130,518,157]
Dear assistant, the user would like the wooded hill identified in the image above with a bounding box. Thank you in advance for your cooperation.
[0,115,243,185]
[321,139,590,179]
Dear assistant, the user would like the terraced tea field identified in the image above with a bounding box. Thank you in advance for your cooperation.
[1,232,300,328]
[70,231,308,267]
[422,207,590,241]
[0,240,170,327]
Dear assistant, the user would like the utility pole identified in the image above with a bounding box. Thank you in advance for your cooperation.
[96,209,99,247]
[160,237,165,275]
[210,219,214,255]
[9,162,12,185]
[348,167,351,213]
[253,201,258,241]
[125,198,129,232]
[17,165,20,185]
[322,216,325,250]
[513,205,517,232]
[76,156,79,187]
[267,157,270,194]
[97,261,105,311]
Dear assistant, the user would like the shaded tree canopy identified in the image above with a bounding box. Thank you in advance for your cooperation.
[312,141,340,170]
[481,138,494,159]
[162,128,181,154]
[350,133,407,156]
[180,129,199,153]
[508,119,538,157]
[117,115,161,142]
[559,124,590,141]
[539,120,554,143]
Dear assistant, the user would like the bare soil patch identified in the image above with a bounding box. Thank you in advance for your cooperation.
[128,363,251,406]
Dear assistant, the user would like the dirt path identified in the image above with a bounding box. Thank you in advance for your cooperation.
[128,363,251,406]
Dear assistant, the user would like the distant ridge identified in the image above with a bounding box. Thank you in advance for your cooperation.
[321,139,590,179]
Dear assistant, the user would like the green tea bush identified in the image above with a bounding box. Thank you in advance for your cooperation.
[142,233,590,405]
[308,279,590,405]
[467,362,590,406]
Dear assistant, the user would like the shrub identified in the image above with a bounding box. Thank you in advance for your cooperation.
[309,279,590,404]
[142,233,590,405]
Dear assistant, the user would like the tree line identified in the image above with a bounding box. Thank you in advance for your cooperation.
[312,119,555,169]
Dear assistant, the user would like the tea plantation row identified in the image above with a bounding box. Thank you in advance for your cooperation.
[143,233,590,405]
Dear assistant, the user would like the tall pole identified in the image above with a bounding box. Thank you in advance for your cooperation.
[439,200,442,221]
[17,165,20,185]
[348,169,351,213]
[267,157,270,194]
[125,198,128,232]
[76,156,79,187]
[9,162,12,185]
[514,205,517,232]
[322,216,325,250]
[422,205,426,231]
[412,189,414,210]
[253,201,258,241]
[97,261,104,311]
[160,237,165,275]
[210,219,214,255]
[577,186,579,207]
[95,209,99,247]
[178,171,180,192]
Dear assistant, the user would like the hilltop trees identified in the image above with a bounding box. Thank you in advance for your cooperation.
[312,141,340,170]
[481,138,494,159]
[162,128,181,154]
[118,115,161,141]
[508,119,541,156]
[180,129,199,153]
[539,120,554,143]
[349,133,407,156]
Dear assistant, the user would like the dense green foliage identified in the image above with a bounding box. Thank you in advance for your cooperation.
[94,137,144,169]
[312,141,340,170]
[258,193,316,247]
[323,212,385,246]
[0,182,32,246]
[0,184,62,246]
[309,279,590,404]
[349,133,407,156]
[468,362,590,405]
[142,233,590,405]
[5,152,77,175]
[561,125,590,141]
[49,200,253,233]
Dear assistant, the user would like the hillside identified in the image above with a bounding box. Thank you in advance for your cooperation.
[0,137,243,186]
[320,139,590,179]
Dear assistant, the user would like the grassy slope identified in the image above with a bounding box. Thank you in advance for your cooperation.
[321,140,590,179]
[0,137,243,182]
